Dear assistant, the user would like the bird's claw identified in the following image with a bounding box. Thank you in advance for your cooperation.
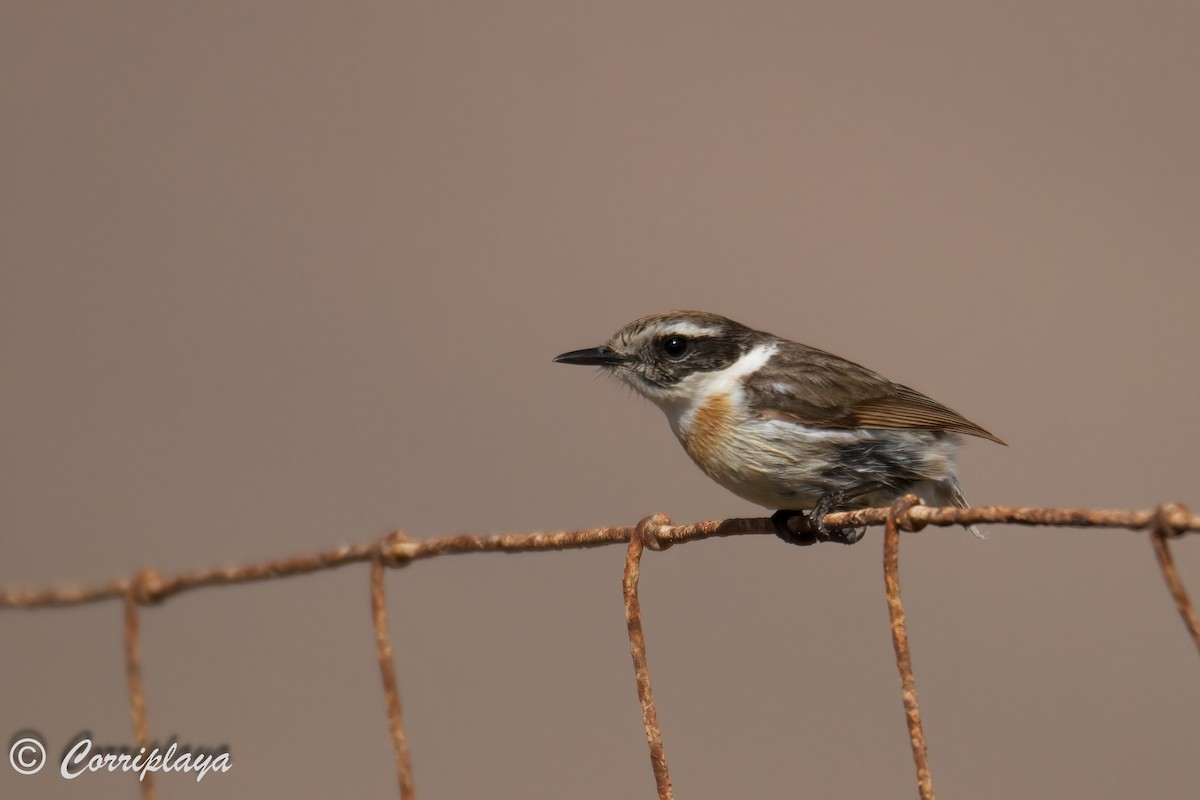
[772,508,864,546]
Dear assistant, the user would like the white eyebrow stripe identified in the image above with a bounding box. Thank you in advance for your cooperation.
[656,322,725,338]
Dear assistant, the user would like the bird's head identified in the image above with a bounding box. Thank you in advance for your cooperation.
[554,311,765,408]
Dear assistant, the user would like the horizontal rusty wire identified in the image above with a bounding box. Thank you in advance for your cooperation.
[5,501,1199,800]
[1,503,1196,610]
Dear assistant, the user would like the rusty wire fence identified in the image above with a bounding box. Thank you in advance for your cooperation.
[2,498,1198,800]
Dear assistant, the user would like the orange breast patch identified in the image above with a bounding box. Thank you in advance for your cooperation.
[683,393,733,474]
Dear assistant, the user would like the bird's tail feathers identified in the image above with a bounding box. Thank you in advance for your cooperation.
[946,476,984,539]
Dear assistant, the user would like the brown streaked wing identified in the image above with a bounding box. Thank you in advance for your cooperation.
[849,385,1006,444]
[745,342,1006,444]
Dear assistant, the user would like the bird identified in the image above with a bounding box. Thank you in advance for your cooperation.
[553,310,1003,545]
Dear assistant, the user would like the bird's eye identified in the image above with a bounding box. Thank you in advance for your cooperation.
[660,335,690,359]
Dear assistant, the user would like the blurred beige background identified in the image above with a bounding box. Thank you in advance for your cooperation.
[2,2,1198,798]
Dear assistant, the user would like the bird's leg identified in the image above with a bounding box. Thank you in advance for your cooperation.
[807,493,853,542]
[773,482,886,546]
[773,502,860,546]
[806,482,888,545]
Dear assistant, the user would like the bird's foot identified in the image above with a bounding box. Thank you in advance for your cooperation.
[771,505,865,546]
[810,493,867,545]
[772,510,818,546]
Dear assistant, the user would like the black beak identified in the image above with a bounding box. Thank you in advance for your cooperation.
[553,346,627,367]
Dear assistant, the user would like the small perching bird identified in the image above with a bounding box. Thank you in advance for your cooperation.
[555,310,1003,545]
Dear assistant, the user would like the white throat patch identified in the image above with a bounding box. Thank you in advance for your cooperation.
[663,342,778,438]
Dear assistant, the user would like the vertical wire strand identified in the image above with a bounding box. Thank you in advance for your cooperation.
[370,551,416,799]
[884,499,935,800]
[624,515,674,800]
[1149,511,1200,656]
[123,588,157,800]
